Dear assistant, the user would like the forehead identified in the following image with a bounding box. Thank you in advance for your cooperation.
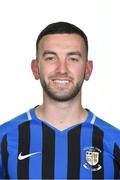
[38,34,86,53]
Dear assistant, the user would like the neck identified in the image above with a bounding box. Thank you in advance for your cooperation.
[36,93,88,130]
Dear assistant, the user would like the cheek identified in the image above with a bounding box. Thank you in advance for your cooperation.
[39,65,53,82]
[70,65,86,79]
[41,63,57,76]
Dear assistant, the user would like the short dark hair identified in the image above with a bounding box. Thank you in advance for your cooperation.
[36,21,88,57]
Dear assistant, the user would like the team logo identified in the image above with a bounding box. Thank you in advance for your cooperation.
[83,146,102,172]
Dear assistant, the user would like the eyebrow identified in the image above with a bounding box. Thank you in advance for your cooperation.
[42,51,57,57]
[67,51,82,58]
[42,50,82,58]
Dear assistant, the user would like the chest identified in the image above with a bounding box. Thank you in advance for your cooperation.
[2,123,119,179]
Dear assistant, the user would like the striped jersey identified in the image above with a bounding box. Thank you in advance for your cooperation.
[0,107,120,179]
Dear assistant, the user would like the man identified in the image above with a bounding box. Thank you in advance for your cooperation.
[0,22,120,179]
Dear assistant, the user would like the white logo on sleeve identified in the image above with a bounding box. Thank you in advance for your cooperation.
[18,152,41,160]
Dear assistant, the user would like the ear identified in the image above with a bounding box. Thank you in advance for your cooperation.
[84,60,93,81]
[31,59,40,80]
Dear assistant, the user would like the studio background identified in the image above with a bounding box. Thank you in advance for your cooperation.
[0,0,120,129]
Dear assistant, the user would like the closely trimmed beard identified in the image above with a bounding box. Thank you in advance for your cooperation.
[40,78,84,102]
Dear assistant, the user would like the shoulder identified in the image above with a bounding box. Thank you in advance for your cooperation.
[95,115,120,133]
[94,115,120,145]
[0,110,32,141]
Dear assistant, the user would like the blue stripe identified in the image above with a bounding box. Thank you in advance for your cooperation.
[104,150,114,178]
[94,117,117,178]
[80,122,93,179]
[89,116,120,179]
[7,127,18,179]
[54,131,68,179]
[29,120,42,179]
[101,127,114,178]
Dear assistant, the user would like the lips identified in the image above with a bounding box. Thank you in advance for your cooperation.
[53,79,70,84]
[48,75,73,88]
[50,78,72,88]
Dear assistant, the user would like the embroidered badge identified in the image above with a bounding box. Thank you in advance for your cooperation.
[83,146,102,172]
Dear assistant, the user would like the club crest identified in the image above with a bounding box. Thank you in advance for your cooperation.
[83,146,102,172]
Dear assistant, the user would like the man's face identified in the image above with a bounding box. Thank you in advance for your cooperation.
[32,34,93,101]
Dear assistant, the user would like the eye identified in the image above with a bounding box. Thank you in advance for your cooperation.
[71,58,78,61]
[47,57,54,60]
[45,56,55,61]
[69,57,79,62]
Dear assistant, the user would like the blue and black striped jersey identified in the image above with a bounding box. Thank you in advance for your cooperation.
[0,107,120,179]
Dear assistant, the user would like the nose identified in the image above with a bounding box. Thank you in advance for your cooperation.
[56,60,68,74]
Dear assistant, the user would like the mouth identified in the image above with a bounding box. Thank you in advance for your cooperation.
[50,78,72,89]
[52,79,70,84]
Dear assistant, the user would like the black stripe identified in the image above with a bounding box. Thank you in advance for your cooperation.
[92,125,104,179]
[1,134,9,179]
[17,121,30,179]
[67,125,81,179]
[113,143,120,179]
[42,123,55,179]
